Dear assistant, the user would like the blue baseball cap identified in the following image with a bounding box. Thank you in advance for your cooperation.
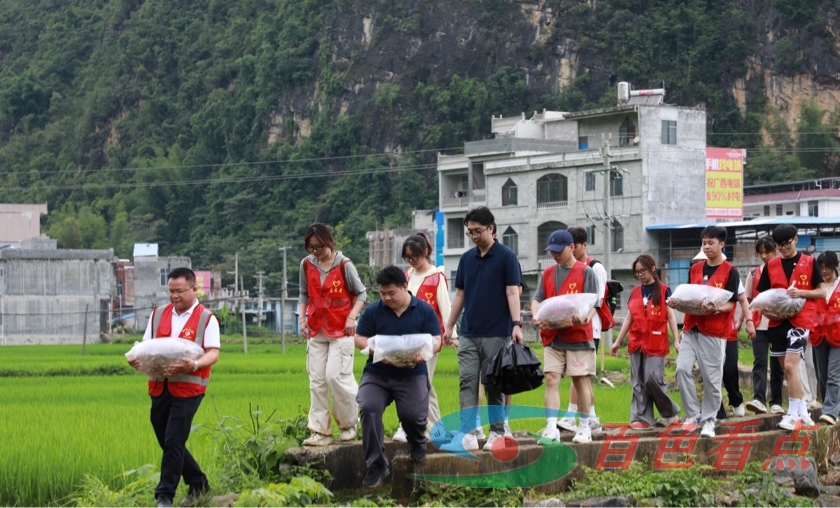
[545,230,574,252]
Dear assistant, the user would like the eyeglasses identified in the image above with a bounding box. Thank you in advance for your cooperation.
[306,244,325,253]
[402,255,418,263]
[777,239,795,249]
[465,226,488,238]
[634,270,648,277]
[166,288,192,296]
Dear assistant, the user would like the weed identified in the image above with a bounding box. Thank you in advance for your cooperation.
[234,476,332,507]
[410,483,524,507]
[70,464,159,507]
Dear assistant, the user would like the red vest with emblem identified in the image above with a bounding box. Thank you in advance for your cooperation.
[148,303,216,398]
[766,254,817,332]
[819,282,840,347]
[540,262,593,346]
[408,269,447,353]
[304,258,356,338]
[627,284,670,356]
[682,261,736,338]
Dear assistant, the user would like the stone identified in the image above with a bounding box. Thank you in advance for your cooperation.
[820,472,840,486]
[829,454,840,466]
[533,498,565,507]
[819,494,840,507]
[821,485,840,496]
[566,496,628,507]
[209,494,238,507]
[717,489,741,506]
[768,456,820,498]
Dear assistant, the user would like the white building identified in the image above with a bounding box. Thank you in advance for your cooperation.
[744,178,840,219]
[437,85,707,304]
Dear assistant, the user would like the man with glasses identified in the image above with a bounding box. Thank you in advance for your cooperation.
[441,207,522,452]
[670,226,740,439]
[756,224,825,430]
[128,268,219,507]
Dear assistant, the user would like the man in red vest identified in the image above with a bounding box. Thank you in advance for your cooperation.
[670,226,739,440]
[532,229,600,444]
[755,224,825,430]
[128,268,220,508]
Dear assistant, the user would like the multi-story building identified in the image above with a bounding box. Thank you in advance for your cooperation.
[744,177,840,220]
[437,84,707,305]
[132,243,191,330]
[0,203,48,248]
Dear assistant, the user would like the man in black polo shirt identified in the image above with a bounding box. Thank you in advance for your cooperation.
[355,266,441,488]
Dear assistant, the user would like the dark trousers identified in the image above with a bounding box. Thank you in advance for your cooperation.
[150,387,208,500]
[718,339,744,418]
[357,372,429,471]
[752,330,784,406]
[813,339,830,402]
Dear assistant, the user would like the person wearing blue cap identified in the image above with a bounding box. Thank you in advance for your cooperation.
[531,229,600,443]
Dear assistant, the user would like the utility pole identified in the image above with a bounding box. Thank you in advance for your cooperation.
[227,253,247,352]
[255,271,265,330]
[600,134,613,373]
[240,274,248,353]
[278,246,288,353]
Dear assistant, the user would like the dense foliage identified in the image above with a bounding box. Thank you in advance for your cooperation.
[0,0,838,294]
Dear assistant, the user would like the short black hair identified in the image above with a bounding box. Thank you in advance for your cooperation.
[700,225,727,243]
[818,251,839,274]
[375,265,407,287]
[755,236,776,253]
[568,226,588,244]
[463,206,495,228]
[168,267,196,285]
[771,224,798,244]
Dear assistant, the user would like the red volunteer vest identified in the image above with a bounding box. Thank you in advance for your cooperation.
[304,258,356,338]
[627,284,670,356]
[682,261,736,339]
[148,303,216,398]
[817,282,840,347]
[540,262,593,346]
[408,269,447,353]
[766,254,817,332]
[586,257,615,331]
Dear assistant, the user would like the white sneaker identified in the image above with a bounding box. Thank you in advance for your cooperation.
[656,416,680,427]
[778,414,799,431]
[471,427,486,440]
[733,404,745,417]
[339,427,357,441]
[809,400,822,410]
[588,419,603,435]
[770,404,785,415]
[820,414,837,425]
[440,432,479,452]
[503,421,513,438]
[482,431,503,451]
[572,425,592,443]
[745,400,767,414]
[557,416,577,432]
[391,426,407,443]
[537,426,560,441]
[681,416,699,429]
[303,432,333,446]
[700,420,715,438]
[801,413,815,426]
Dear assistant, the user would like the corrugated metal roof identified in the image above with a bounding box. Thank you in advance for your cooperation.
[646,216,840,230]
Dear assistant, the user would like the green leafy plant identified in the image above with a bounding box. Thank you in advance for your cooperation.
[234,476,332,507]
[410,483,524,507]
[71,464,159,507]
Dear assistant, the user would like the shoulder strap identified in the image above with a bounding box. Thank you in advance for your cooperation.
[151,305,164,338]
[588,258,600,268]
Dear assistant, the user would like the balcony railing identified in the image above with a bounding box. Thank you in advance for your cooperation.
[537,201,568,211]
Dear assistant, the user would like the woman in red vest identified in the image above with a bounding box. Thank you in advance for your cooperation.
[610,254,681,428]
[817,251,840,425]
[299,223,368,446]
[391,231,454,442]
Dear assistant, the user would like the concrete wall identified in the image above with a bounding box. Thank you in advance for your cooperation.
[0,249,115,345]
[0,203,47,247]
[133,257,191,332]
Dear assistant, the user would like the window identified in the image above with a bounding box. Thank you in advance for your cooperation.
[661,120,677,144]
[117,280,123,297]
[612,219,624,252]
[809,200,819,217]
[502,178,518,206]
[471,162,485,190]
[619,118,636,146]
[610,173,624,196]
[502,227,518,256]
[585,172,596,191]
[537,221,567,253]
[776,204,783,216]
[586,225,596,246]
[536,173,568,206]
[763,205,770,216]
[579,136,588,150]
[160,268,167,286]
[447,217,464,249]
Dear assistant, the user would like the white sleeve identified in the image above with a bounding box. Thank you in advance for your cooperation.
[436,270,453,335]
[142,314,154,341]
[737,279,745,295]
[203,316,221,349]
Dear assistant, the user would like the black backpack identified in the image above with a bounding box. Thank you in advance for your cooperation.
[589,258,624,314]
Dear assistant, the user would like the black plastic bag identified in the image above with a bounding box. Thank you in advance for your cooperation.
[481,342,545,395]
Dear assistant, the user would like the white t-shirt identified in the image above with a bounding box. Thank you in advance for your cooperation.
[588,260,608,338]
[142,300,221,349]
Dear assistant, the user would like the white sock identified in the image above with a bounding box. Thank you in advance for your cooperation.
[590,405,598,419]
[547,417,558,429]
[579,417,590,429]
[567,403,578,420]
[798,399,810,418]
[787,398,801,417]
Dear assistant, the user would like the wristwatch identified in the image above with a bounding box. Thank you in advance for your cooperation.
[511,320,523,327]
